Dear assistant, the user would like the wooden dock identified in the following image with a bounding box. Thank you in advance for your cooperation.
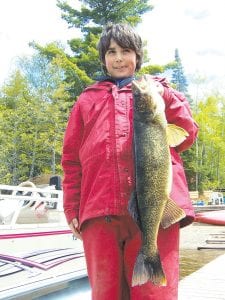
[179,253,225,299]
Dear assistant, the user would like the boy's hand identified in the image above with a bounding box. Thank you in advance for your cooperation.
[69,218,82,240]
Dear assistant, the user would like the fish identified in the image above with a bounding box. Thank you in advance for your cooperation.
[129,75,188,287]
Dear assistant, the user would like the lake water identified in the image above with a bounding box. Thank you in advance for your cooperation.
[180,248,225,279]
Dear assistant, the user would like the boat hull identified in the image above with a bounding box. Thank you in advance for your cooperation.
[0,182,87,299]
[195,210,225,225]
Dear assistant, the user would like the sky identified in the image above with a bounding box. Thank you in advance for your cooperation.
[0,0,225,98]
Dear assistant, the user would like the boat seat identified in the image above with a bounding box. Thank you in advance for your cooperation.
[0,181,45,224]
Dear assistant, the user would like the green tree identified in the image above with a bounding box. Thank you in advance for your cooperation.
[171,49,188,93]
[192,94,225,192]
[17,53,71,176]
[30,41,93,102]
[0,72,38,183]
[170,48,193,108]
[57,0,152,33]
[0,55,69,184]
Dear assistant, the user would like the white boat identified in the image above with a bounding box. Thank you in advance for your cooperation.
[0,180,88,299]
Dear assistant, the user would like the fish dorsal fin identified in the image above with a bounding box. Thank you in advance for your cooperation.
[166,124,189,147]
[161,198,186,229]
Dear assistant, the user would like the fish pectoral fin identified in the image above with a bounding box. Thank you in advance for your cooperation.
[166,124,189,147]
[161,198,186,229]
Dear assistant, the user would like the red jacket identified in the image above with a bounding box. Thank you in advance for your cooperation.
[61,78,198,228]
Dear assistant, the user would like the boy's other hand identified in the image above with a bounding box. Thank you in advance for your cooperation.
[69,218,82,240]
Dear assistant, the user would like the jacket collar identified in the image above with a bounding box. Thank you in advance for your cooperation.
[97,75,135,89]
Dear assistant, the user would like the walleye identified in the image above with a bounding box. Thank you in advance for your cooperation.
[129,75,188,287]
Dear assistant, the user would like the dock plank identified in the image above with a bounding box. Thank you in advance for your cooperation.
[179,253,225,299]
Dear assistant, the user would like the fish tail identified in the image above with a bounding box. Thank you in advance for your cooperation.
[132,251,167,287]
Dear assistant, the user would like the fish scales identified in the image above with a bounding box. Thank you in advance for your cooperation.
[130,75,187,287]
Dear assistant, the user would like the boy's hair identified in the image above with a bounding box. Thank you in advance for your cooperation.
[97,23,143,74]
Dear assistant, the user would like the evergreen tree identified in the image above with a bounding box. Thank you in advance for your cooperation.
[171,48,194,108]
[57,0,152,33]
[171,49,188,93]
[30,1,153,103]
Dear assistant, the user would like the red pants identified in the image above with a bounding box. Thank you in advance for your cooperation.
[81,215,180,300]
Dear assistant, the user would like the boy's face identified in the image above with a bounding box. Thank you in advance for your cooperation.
[104,39,137,78]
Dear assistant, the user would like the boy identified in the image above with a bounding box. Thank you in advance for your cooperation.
[61,23,198,299]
